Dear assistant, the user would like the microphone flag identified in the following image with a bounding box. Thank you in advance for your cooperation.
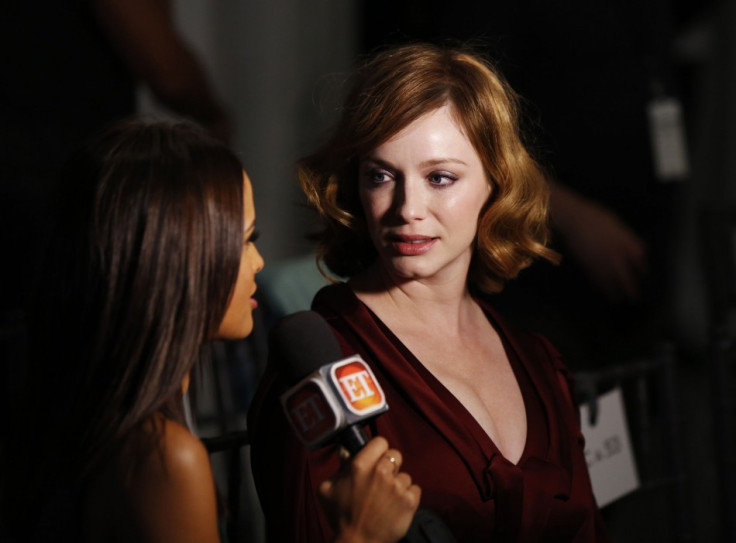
[281,354,388,449]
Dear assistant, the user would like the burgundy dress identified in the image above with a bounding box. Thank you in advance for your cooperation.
[248,283,609,542]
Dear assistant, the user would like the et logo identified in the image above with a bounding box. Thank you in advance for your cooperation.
[332,360,385,415]
[284,382,338,444]
[281,355,388,449]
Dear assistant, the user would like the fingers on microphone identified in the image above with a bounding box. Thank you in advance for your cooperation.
[377,448,402,476]
[363,435,390,458]
[404,479,422,511]
[349,436,388,474]
[392,472,422,513]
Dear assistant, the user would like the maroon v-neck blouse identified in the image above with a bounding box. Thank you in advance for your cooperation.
[248,283,609,542]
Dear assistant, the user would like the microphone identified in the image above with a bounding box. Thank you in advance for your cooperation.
[269,310,458,543]
[272,310,387,454]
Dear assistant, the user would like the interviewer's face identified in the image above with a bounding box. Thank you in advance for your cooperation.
[216,171,264,339]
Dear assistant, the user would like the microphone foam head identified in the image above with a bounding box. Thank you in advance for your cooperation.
[268,310,343,383]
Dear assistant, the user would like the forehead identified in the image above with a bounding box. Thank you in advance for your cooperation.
[377,105,474,154]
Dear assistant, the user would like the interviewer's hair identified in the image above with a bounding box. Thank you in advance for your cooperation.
[1,120,244,532]
[298,43,559,292]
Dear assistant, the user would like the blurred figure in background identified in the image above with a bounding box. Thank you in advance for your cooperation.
[0,0,229,321]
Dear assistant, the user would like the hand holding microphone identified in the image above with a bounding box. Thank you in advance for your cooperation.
[269,311,457,543]
[269,310,419,542]
[319,436,420,543]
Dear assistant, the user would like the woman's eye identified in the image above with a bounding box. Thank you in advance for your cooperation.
[364,168,391,184]
[428,172,457,186]
[246,229,260,244]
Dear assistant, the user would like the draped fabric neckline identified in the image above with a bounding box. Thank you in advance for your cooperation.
[314,282,575,509]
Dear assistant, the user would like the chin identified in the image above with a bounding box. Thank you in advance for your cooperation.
[386,262,434,280]
[216,320,254,341]
[234,323,254,340]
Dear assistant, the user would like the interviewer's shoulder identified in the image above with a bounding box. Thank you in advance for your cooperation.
[160,417,209,467]
[135,415,212,489]
[127,415,220,542]
[85,415,219,543]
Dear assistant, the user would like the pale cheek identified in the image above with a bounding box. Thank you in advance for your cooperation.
[452,188,489,215]
[360,193,389,224]
[443,194,478,217]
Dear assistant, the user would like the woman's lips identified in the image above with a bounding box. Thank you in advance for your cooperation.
[387,234,437,256]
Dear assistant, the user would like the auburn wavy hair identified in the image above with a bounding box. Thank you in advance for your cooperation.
[298,42,559,292]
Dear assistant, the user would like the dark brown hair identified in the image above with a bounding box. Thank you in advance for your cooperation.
[299,43,559,292]
[1,120,245,533]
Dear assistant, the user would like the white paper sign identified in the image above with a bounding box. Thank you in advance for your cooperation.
[647,97,690,181]
[579,387,640,507]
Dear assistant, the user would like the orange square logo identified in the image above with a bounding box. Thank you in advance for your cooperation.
[332,359,385,415]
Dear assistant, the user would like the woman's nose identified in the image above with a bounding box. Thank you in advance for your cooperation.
[253,246,265,273]
[394,177,425,221]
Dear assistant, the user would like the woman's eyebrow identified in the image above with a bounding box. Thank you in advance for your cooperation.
[419,157,468,168]
[364,156,467,168]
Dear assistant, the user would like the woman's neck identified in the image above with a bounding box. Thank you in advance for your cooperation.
[349,263,477,334]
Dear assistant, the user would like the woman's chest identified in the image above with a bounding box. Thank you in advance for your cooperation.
[403,333,528,463]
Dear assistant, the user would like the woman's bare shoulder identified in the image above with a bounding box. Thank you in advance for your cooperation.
[128,416,220,541]
[146,416,212,479]
[86,415,220,543]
